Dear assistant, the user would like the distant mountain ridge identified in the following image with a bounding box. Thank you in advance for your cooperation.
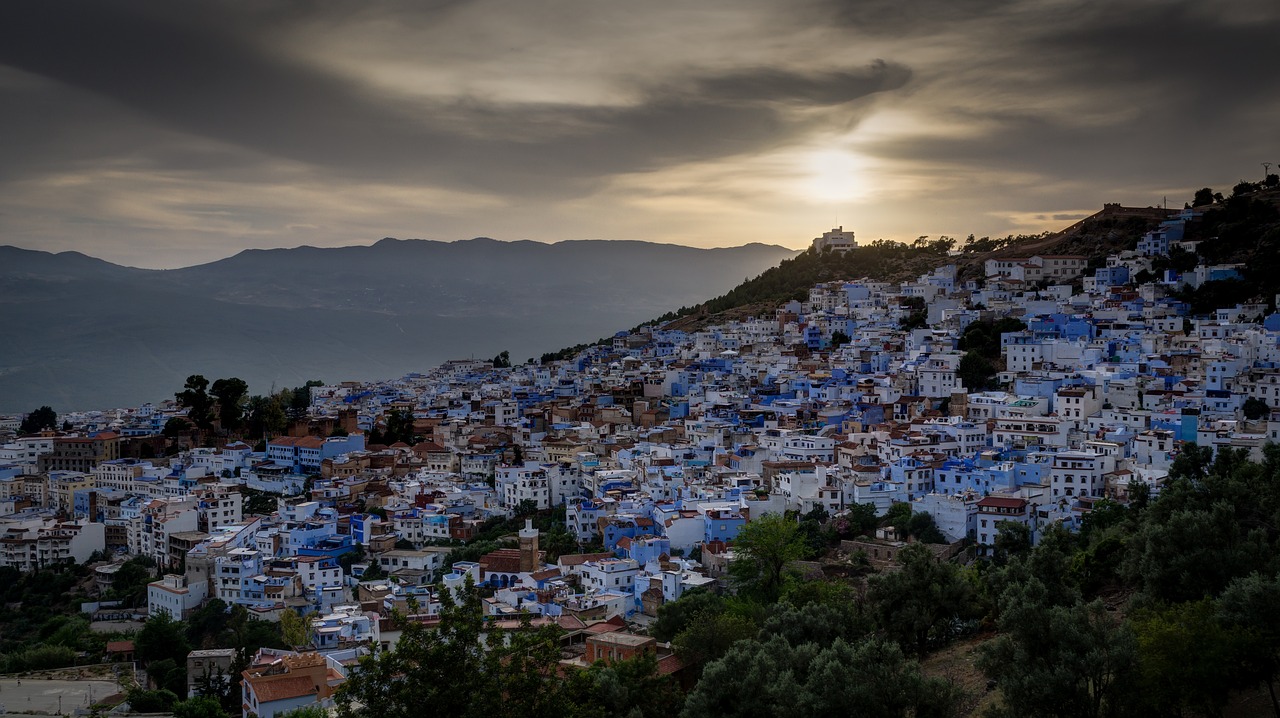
[0,238,797,411]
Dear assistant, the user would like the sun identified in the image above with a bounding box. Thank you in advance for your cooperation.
[796,148,869,204]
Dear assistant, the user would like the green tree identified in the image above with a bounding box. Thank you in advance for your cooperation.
[19,405,57,434]
[127,688,180,713]
[991,521,1032,565]
[111,557,157,605]
[492,350,512,368]
[958,351,998,391]
[280,609,312,648]
[979,598,1136,718]
[672,609,757,666]
[727,513,805,602]
[191,663,236,715]
[795,508,834,558]
[563,652,684,718]
[836,502,879,538]
[1217,571,1280,715]
[172,694,230,718]
[210,377,249,433]
[383,408,417,445]
[287,380,324,417]
[759,595,870,647]
[1130,600,1235,717]
[246,394,288,438]
[147,657,188,696]
[907,511,947,544]
[868,542,979,655]
[650,588,724,642]
[278,707,331,718]
[138,611,193,666]
[680,635,959,718]
[176,374,215,431]
[1193,187,1215,207]
[337,576,565,718]
[162,416,193,441]
[1243,396,1271,420]
[884,501,912,532]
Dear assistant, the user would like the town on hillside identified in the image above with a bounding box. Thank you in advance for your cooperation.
[4,192,1280,717]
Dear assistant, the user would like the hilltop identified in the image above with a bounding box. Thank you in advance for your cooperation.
[658,188,1280,333]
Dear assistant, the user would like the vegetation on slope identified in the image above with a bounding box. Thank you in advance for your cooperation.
[335,444,1280,718]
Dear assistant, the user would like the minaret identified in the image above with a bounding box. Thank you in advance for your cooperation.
[518,518,540,572]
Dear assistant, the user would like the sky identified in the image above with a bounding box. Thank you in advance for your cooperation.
[1,0,1277,269]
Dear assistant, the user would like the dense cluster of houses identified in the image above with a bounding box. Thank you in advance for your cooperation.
[3,211,1280,716]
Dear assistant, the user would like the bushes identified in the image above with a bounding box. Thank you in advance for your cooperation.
[0,644,78,673]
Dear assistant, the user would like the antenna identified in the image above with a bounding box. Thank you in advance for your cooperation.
[1265,162,1274,179]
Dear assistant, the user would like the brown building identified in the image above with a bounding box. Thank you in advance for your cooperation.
[38,433,122,473]
[584,632,656,664]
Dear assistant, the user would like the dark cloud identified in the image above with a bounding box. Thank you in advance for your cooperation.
[857,0,1280,197]
[0,1,906,199]
[0,0,1275,265]
[817,0,1017,35]
[694,62,911,106]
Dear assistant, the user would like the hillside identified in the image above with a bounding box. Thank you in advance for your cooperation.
[0,239,796,411]
[659,202,1212,333]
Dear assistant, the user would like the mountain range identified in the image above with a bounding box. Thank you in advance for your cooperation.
[0,239,797,412]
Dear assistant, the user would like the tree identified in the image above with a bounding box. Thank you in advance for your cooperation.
[1193,187,1216,207]
[868,542,979,655]
[836,502,879,538]
[907,511,946,544]
[162,416,192,441]
[727,513,805,602]
[1130,600,1236,717]
[111,556,158,606]
[991,521,1032,565]
[1243,396,1271,420]
[280,609,312,648]
[884,501,912,533]
[245,394,288,439]
[980,599,1137,718]
[176,375,215,431]
[137,611,193,667]
[830,330,851,348]
[492,350,511,368]
[287,380,324,417]
[277,707,331,718]
[172,694,230,718]
[680,635,959,718]
[958,351,998,392]
[562,652,684,718]
[127,688,180,713]
[383,409,417,445]
[1217,571,1280,715]
[337,576,565,718]
[147,657,188,696]
[759,595,870,647]
[672,609,757,666]
[795,507,834,558]
[191,664,236,715]
[19,405,57,434]
[210,377,249,433]
[650,588,724,642]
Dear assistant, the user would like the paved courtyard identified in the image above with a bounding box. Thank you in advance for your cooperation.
[0,679,120,716]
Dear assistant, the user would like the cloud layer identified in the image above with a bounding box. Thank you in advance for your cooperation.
[1,0,1276,267]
